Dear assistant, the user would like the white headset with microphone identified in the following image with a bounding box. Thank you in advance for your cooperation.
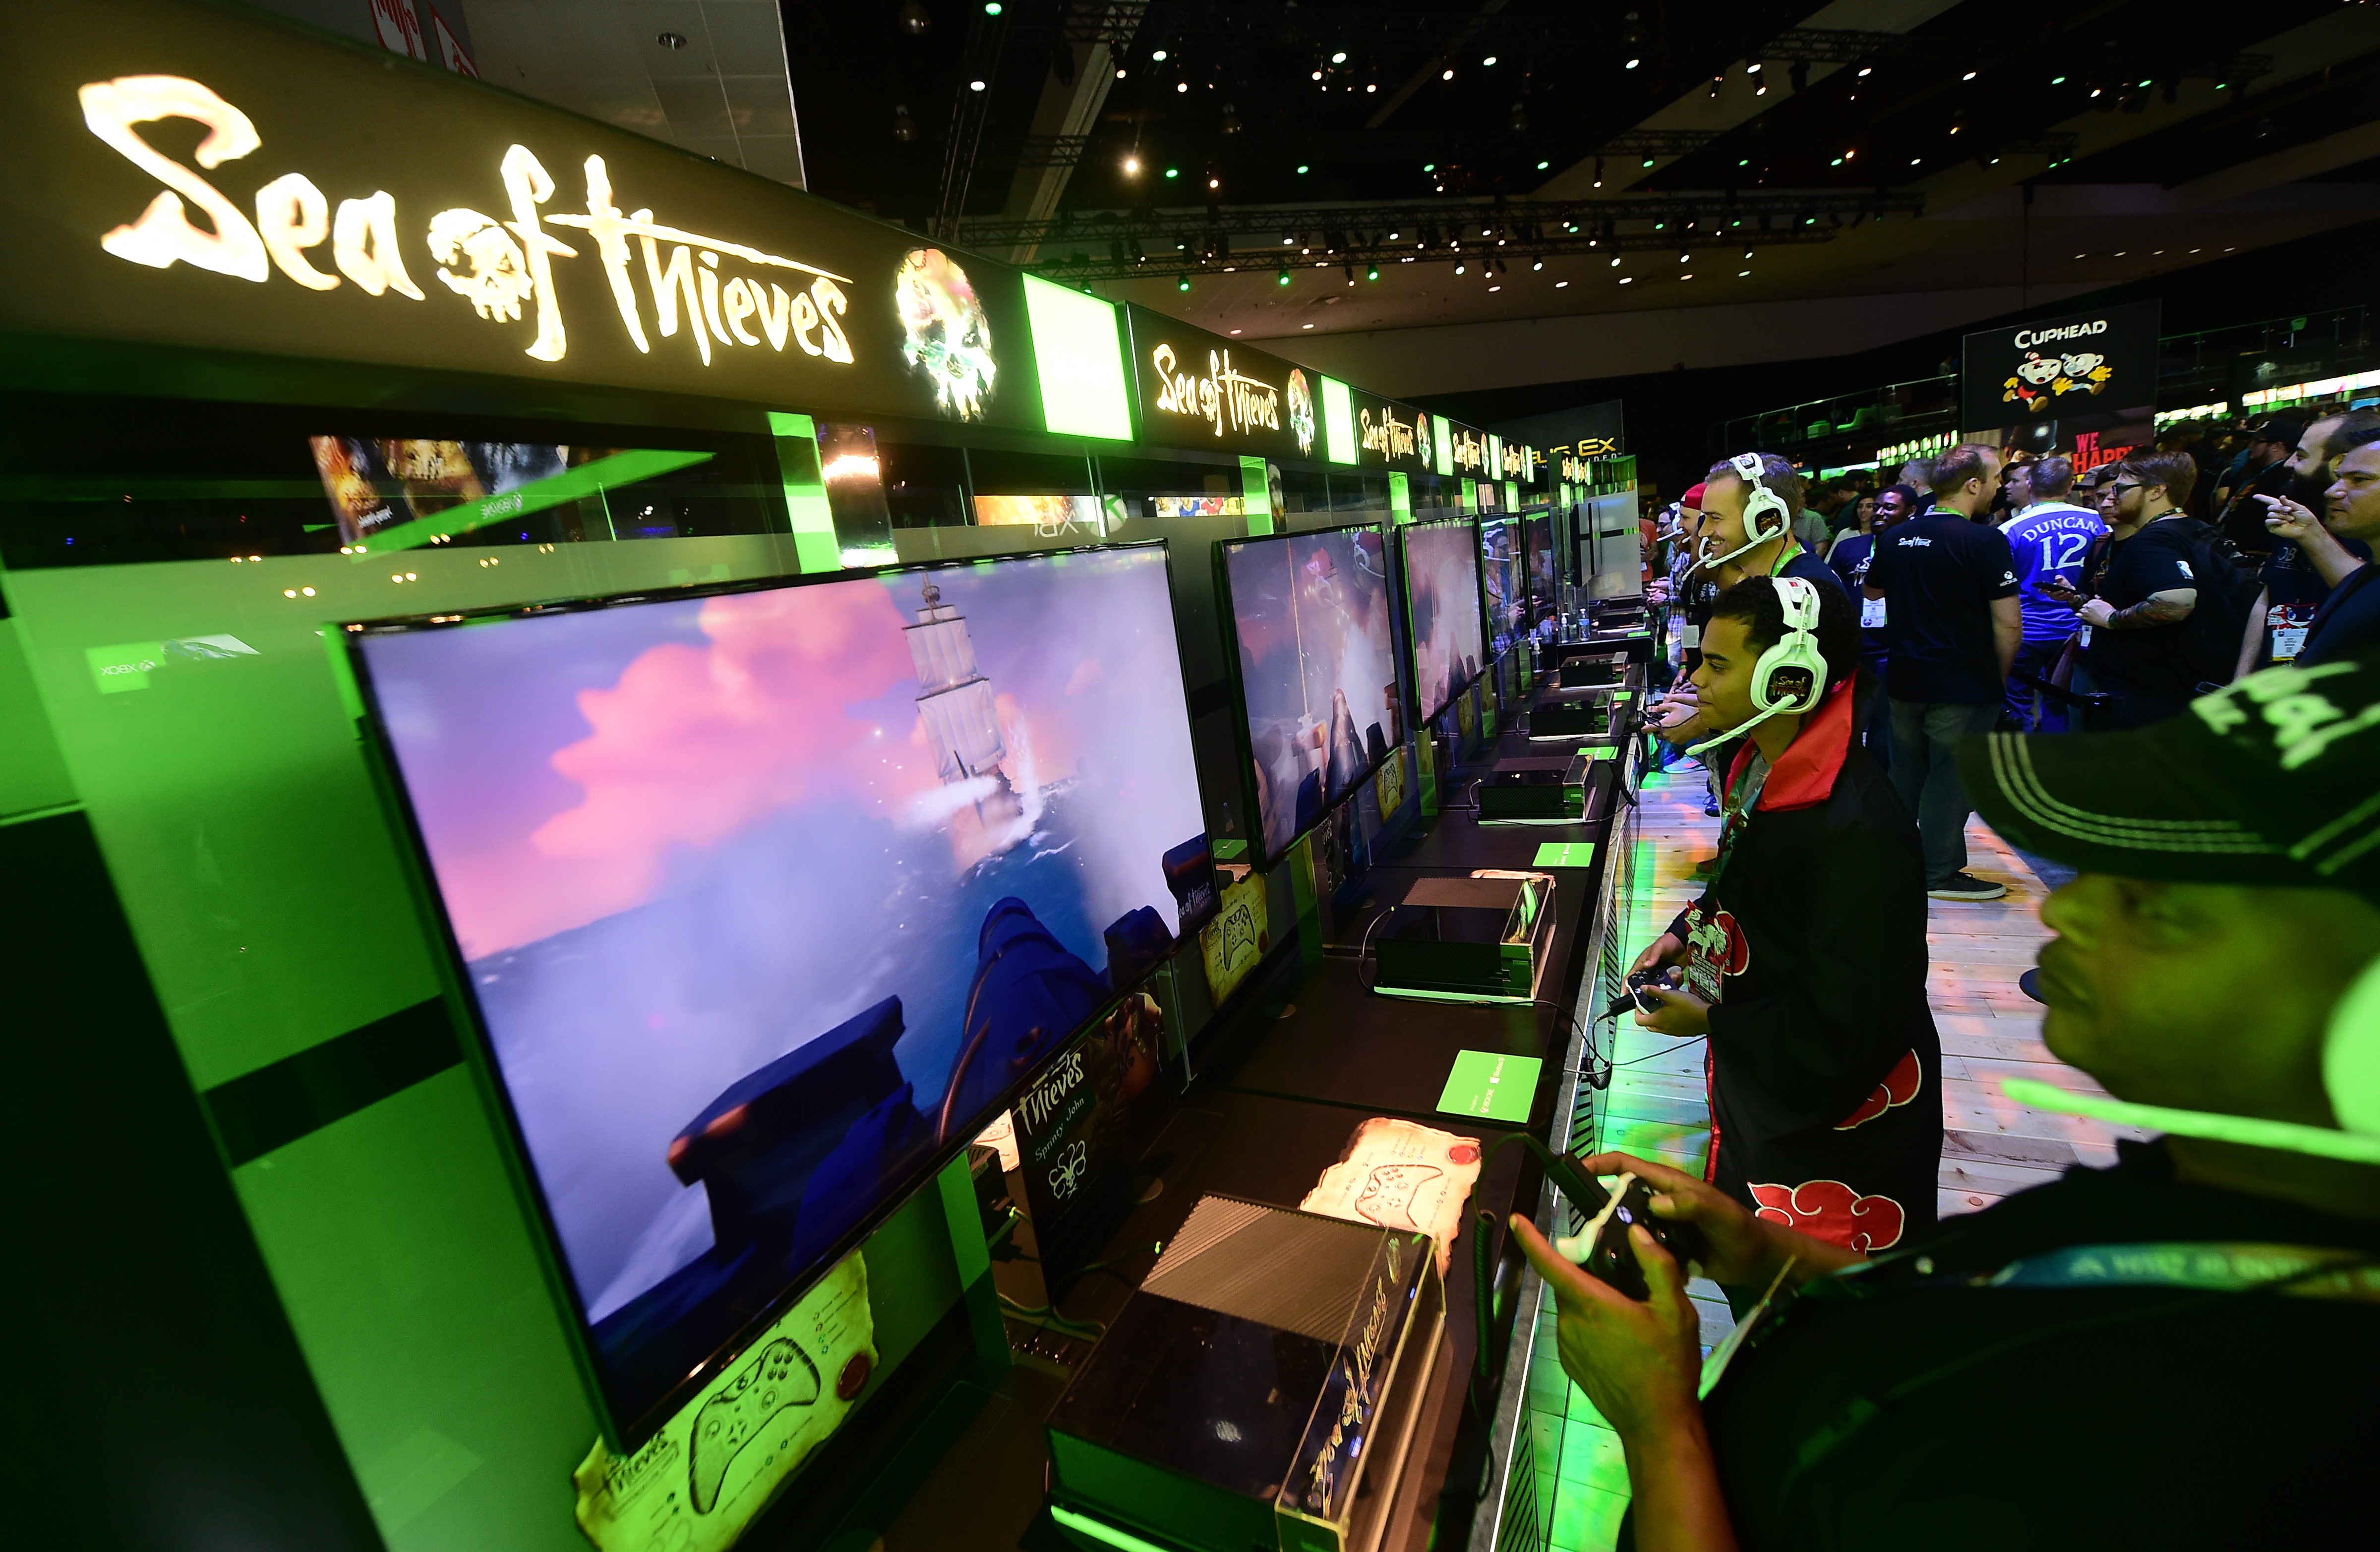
[1684,575,1829,757]
[1690,452,1796,575]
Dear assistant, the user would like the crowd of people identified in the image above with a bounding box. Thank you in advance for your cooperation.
[1554,427,2380,1545]
[1644,413,2380,898]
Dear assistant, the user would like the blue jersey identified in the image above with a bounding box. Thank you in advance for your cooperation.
[2000,502,2108,643]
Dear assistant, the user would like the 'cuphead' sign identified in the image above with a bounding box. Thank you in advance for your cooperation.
[1961,300,2160,431]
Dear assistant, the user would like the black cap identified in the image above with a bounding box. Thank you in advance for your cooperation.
[1958,650,2380,904]
[2255,416,2305,448]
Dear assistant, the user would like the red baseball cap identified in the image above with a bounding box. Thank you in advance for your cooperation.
[1681,482,1708,511]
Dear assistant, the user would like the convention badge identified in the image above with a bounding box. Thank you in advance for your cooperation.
[1858,596,1887,630]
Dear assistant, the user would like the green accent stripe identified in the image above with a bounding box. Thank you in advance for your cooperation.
[205,998,460,1167]
[1051,1504,1180,1552]
[351,449,714,558]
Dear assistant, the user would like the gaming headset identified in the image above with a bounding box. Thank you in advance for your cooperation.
[1685,575,1828,757]
[1689,452,1795,574]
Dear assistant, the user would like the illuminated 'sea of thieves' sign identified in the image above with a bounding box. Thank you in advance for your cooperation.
[1449,425,1488,474]
[1361,402,1417,461]
[1150,341,1282,440]
[78,73,865,373]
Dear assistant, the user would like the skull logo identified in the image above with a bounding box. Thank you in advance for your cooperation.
[428,208,534,323]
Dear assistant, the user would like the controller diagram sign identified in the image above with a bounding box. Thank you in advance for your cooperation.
[573,1251,876,1552]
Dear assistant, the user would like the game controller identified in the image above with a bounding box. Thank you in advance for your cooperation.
[1603,967,1679,1021]
[687,1336,822,1513]
[1552,1172,1701,1302]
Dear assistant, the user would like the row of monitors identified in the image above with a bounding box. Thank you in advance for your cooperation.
[346,512,1547,1453]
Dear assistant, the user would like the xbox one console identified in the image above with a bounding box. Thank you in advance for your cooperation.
[1556,651,1627,689]
[1370,869,1557,1005]
[1478,752,1595,825]
[1047,1195,1444,1552]
[1528,692,1615,741]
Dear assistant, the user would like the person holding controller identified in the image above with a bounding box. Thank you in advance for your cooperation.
[1510,656,2380,1548]
[1628,574,1942,1297]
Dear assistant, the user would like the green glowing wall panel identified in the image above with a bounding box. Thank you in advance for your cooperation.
[1321,376,1357,465]
[1024,277,1133,441]
[0,617,76,821]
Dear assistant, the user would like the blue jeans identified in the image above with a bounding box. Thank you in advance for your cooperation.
[1889,699,2001,886]
[2005,638,2072,732]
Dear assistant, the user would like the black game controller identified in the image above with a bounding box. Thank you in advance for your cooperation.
[1572,1172,1700,1302]
[1603,967,1679,1021]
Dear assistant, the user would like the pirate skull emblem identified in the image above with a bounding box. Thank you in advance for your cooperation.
[428,208,534,323]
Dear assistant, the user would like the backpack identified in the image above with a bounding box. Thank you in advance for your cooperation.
[2173,517,2261,684]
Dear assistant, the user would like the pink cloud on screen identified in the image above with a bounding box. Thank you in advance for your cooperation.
[441,583,936,957]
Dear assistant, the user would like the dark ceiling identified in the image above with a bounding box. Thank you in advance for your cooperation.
[780,0,2380,372]
[787,0,2361,228]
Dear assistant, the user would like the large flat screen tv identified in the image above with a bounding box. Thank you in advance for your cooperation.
[1215,523,1403,868]
[1481,518,1522,657]
[1523,511,1555,633]
[348,545,1214,1446]
[1403,518,1486,725]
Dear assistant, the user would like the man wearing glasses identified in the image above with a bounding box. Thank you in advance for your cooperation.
[2042,452,2208,729]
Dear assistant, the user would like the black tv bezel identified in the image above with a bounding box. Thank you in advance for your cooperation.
[1212,519,1405,874]
[1401,515,1488,728]
[340,538,1212,1451]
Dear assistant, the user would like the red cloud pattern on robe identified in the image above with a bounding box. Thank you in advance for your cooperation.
[1748,1179,1905,1254]
[1834,1048,1923,1131]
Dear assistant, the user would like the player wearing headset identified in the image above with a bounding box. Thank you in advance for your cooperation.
[1511,650,2380,1549]
[1632,575,1944,1289]
[1692,452,1848,597]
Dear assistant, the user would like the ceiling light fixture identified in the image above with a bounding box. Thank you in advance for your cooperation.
[1151,48,1167,60]
[1624,57,1640,69]
[1619,276,1633,284]
[968,79,985,92]
[1331,50,1347,63]
[1123,155,1139,173]
[1442,68,1455,80]
[1482,55,1497,66]
[1164,167,1178,178]
[1963,70,1977,81]
[1176,274,1190,291]
[1555,279,1569,287]
[1277,267,1291,286]
[1537,159,1549,170]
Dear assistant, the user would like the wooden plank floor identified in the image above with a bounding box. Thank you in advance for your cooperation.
[1535,757,2147,1552]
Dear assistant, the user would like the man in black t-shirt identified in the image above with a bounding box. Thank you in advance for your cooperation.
[1862,445,2020,900]
[1506,654,2380,1550]
[1827,483,1917,768]
[2054,451,2214,729]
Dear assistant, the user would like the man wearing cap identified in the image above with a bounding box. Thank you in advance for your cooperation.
[2213,417,2303,558]
[1506,653,2380,1550]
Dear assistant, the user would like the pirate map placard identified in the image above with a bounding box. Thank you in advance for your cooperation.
[4,0,1040,429]
[1961,300,2159,431]
[1011,990,1175,1286]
